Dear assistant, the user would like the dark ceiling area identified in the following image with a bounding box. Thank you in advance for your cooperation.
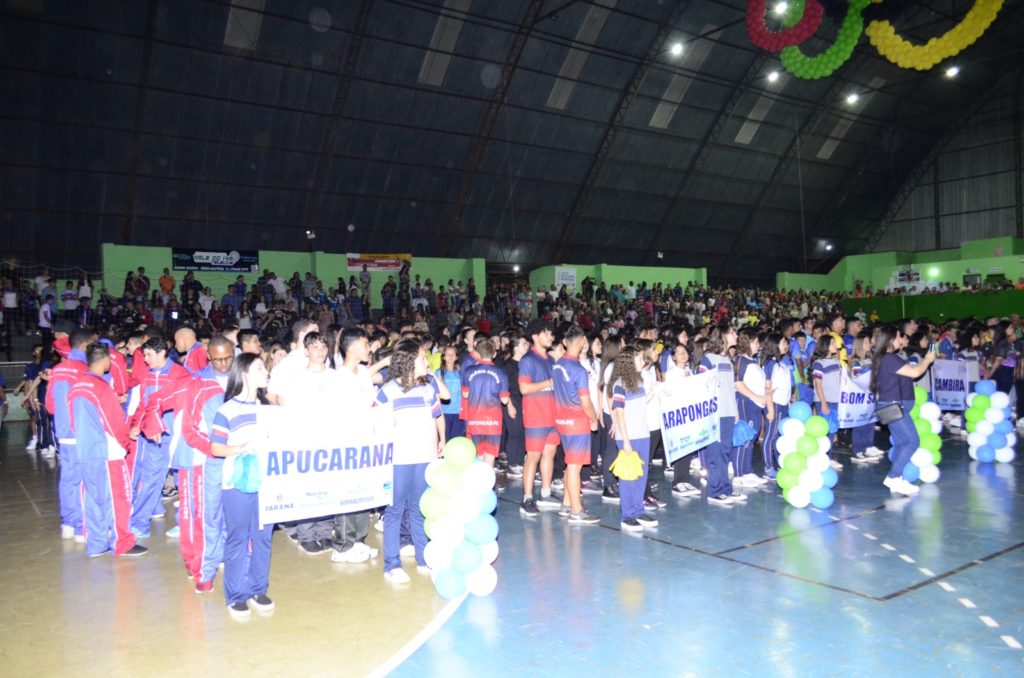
[3,0,1022,284]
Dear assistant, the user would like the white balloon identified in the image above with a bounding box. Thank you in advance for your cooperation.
[985,407,1006,424]
[806,452,829,473]
[798,468,824,492]
[919,402,941,421]
[424,541,453,570]
[1004,432,1017,447]
[995,447,1016,463]
[929,419,943,435]
[966,393,976,407]
[976,420,995,436]
[967,432,987,448]
[919,464,940,484]
[449,491,483,523]
[967,446,979,460]
[478,540,499,564]
[990,392,1010,409]
[788,485,811,508]
[782,419,805,438]
[425,459,445,487]
[911,448,933,468]
[817,436,832,455]
[466,563,498,597]
[461,462,496,494]
[431,518,465,550]
[776,435,797,455]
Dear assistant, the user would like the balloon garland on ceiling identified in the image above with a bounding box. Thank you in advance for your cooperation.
[746,0,1005,79]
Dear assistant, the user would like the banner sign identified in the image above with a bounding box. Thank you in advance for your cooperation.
[658,372,721,465]
[838,370,877,428]
[932,359,967,411]
[256,410,393,527]
[172,248,258,273]
[347,253,412,272]
[554,266,577,291]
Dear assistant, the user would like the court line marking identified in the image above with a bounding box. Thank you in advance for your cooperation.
[366,592,469,678]
[958,598,977,609]
[918,567,935,577]
[879,540,1024,601]
[881,543,896,551]
[980,616,999,628]
[899,554,916,564]
[938,582,956,592]
[1001,636,1022,650]
[714,504,886,555]
[17,480,43,518]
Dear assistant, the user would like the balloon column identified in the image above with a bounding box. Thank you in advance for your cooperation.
[899,388,943,484]
[774,401,838,509]
[419,437,500,599]
[964,381,1017,463]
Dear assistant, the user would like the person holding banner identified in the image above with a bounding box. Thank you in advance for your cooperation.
[870,326,936,497]
[760,333,791,480]
[734,329,770,488]
[850,332,884,463]
[695,325,745,506]
[811,335,843,471]
[957,328,983,394]
[375,340,442,584]
[210,353,275,620]
[608,346,657,532]
[665,342,703,498]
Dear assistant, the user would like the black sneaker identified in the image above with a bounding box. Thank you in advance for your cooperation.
[636,513,659,528]
[557,504,572,518]
[620,517,643,532]
[567,511,601,525]
[580,480,603,495]
[535,494,561,510]
[644,494,667,510]
[601,487,621,504]
[672,482,701,497]
[228,601,251,620]
[161,486,178,499]
[519,498,540,517]
[249,594,275,612]
[121,544,148,558]
[299,541,328,555]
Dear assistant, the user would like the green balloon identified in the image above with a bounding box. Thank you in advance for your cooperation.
[914,387,927,404]
[419,488,449,521]
[964,406,984,422]
[797,435,819,457]
[444,436,478,469]
[423,518,436,540]
[431,463,462,496]
[920,432,942,452]
[972,395,991,412]
[931,450,942,466]
[914,418,931,436]
[782,487,792,504]
[966,419,977,433]
[783,452,808,475]
[910,405,921,420]
[805,416,828,438]
[777,468,798,490]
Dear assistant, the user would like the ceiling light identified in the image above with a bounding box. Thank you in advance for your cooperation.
[767,71,780,83]
[845,93,859,105]
[773,2,788,15]
[825,244,833,251]
[512,265,520,273]
[669,42,683,57]
[945,65,960,78]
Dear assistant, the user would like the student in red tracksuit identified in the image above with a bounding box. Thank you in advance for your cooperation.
[70,342,147,558]
[175,327,209,375]
[463,336,514,466]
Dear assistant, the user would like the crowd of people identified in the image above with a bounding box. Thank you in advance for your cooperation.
[5,257,1024,620]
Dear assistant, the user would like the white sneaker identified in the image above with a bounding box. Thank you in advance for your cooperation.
[26,436,37,450]
[883,476,919,496]
[399,544,415,558]
[74,534,85,544]
[331,544,370,563]
[728,491,748,502]
[707,494,734,506]
[865,446,885,458]
[384,568,411,584]
[690,458,701,471]
[61,525,75,540]
[728,463,734,477]
[743,473,767,486]
[732,475,756,488]
[828,459,843,470]
[416,565,431,575]
[373,517,384,532]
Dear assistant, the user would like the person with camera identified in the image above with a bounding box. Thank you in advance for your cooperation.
[870,325,936,497]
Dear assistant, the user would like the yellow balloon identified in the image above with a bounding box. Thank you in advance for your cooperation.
[866,0,1003,70]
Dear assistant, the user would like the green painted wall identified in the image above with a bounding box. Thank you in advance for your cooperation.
[841,290,1024,322]
[102,244,484,311]
[530,262,706,294]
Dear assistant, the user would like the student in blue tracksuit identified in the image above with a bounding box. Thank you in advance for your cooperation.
[609,345,657,532]
[695,324,745,506]
[760,333,791,480]
[811,334,843,470]
[850,331,884,462]
[734,329,769,488]
[210,353,274,621]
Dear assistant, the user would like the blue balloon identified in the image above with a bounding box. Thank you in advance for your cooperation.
[464,513,499,544]
[790,402,813,422]
[902,462,920,482]
[996,420,1014,434]
[976,380,997,396]
[479,490,498,515]
[810,487,835,509]
[977,445,996,463]
[987,433,1006,449]
[822,466,839,489]
[451,540,483,574]
[433,567,467,599]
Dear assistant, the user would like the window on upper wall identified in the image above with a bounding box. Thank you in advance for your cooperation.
[223,0,265,52]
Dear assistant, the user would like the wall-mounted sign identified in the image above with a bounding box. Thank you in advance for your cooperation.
[173,248,259,273]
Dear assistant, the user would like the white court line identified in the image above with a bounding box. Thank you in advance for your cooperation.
[845,524,859,531]
[17,480,43,518]
[1001,636,1022,650]
[863,533,877,540]
[958,598,977,609]
[980,616,1000,628]
[919,568,935,577]
[899,554,916,564]
[367,592,469,678]
[938,582,956,592]
[881,543,896,551]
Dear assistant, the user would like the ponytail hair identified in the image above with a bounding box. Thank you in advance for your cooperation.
[870,325,901,393]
